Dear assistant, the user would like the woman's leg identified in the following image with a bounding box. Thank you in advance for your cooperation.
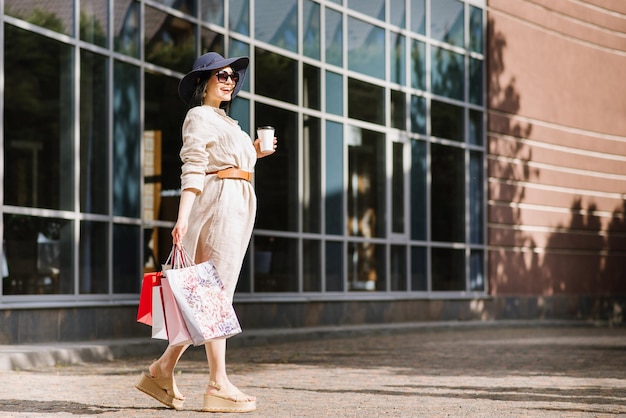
[149,344,189,399]
[205,339,255,400]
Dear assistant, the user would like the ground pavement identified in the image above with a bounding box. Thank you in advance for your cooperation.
[0,321,625,417]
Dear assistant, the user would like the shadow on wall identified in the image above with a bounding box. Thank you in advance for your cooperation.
[487,18,626,302]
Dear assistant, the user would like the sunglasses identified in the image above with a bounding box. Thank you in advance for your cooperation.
[215,70,239,83]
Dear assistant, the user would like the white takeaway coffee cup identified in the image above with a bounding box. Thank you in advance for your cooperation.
[257,126,275,152]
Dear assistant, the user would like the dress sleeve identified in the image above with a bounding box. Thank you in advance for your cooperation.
[180,109,212,194]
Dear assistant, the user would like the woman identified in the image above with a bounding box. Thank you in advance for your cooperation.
[135,52,276,413]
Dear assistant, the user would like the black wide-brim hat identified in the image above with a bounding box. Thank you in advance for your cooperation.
[178,52,249,105]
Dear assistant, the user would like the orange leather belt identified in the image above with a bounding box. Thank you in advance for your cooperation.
[208,167,253,182]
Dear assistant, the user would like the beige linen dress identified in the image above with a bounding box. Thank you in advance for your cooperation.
[179,105,257,302]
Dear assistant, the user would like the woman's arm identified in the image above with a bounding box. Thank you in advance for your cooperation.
[171,189,198,246]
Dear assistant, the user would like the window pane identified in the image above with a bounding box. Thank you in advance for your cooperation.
[470,6,484,54]
[411,246,427,290]
[470,250,485,291]
[143,226,170,273]
[347,127,386,239]
[392,142,405,234]
[410,139,427,240]
[144,72,187,221]
[255,0,298,53]
[431,100,463,142]
[348,78,384,125]
[230,97,250,134]
[80,0,108,47]
[255,104,299,232]
[113,60,141,218]
[432,248,465,291]
[410,40,426,91]
[432,47,464,100]
[80,221,109,294]
[201,28,224,58]
[113,224,140,293]
[390,32,406,85]
[229,0,249,35]
[4,26,74,211]
[410,95,426,134]
[325,121,344,235]
[3,215,74,295]
[470,58,484,105]
[390,0,406,28]
[391,245,407,291]
[410,0,425,35]
[348,0,384,21]
[152,0,196,14]
[326,71,343,115]
[145,6,195,73]
[470,151,484,244]
[5,0,73,35]
[431,0,464,47]
[202,0,224,26]
[348,17,385,79]
[391,90,406,130]
[325,241,344,291]
[254,236,298,292]
[114,0,140,57]
[325,8,343,67]
[303,0,321,59]
[431,144,464,242]
[303,116,322,233]
[303,64,321,110]
[80,50,109,215]
[303,240,321,291]
[255,48,297,104]
[348,242,385,291]
[229,39,250,94]
[469,110,483,146]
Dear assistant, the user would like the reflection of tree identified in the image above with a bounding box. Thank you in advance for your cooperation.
[431,47,463,100]
[79,11,106,46]
[255,49,298,104]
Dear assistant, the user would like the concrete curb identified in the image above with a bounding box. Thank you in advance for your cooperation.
[0,319,610,371]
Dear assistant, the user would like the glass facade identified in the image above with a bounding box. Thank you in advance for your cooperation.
[1,0,486,302]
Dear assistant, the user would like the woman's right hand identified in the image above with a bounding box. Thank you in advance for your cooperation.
[172,218,188,248]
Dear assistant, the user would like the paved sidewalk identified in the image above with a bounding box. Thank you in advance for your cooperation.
[0,321,625,417]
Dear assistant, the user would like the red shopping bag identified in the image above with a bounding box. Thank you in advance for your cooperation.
[137,271,163,326]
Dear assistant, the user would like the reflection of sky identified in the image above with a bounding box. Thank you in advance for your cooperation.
[347,0,385,21]
[255,0,298,51]
[431,0,464,45]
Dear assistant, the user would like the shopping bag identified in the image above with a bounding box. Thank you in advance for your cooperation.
[137,271,162,326]
[151,285,168,340]
[164,259,242,345]
[161,276,193,346]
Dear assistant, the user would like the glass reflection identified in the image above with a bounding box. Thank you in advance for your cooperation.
[4,26,74,211]
[202,0,224,26]
[431,0,464,47]
[390,32,406,85]
[113,60,141,218]
[431,100,463,142]
[201,28,224,58]
[347,127,386,239]
[80,221,108,294]
[229,0,249,35]
[303,64,321,110]
[392,142,405,234]
[470,152,484,244]
[114,0,140,57]
[303,116,322,233]
[348,17,385,79]
[410,0,425,35]
[113,224,140,293]
[432,248,465,291]
[254,104,299,232]
[3,215,74,295]
[325,241,344,291]
[253,236,298,292]
[469,110,483,145]
[390,0,406,28]
[391,245,407,291]
[303,0,320,59]
[325,121,344,235]
[411,246,427,290]
[410,40,425,91]
[431,144,464,243]
[325,8,343,67]
[470,251,485,291]
[151,0,196,14]
[326,71,343,115]
[348,78,384,125]
[303,240,322,291]
[144,6,196,73]
[470,6,484,54]
[229,39,250,94]
[255,49,297,104]
[470,58,484,105]
[391,90,406,130]
[5,0,73,35]
[80,0,108,47]
[432,47,464,100]
[348,0,384,21]
[255,0,298,53]
[348,242,385,291]
[80,50,109,215]
[410,139,427,240]
[410,95,426,134]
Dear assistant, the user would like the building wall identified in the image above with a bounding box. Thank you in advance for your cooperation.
[487,0,626,296]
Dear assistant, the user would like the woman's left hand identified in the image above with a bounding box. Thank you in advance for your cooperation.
[254,137,277,158]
